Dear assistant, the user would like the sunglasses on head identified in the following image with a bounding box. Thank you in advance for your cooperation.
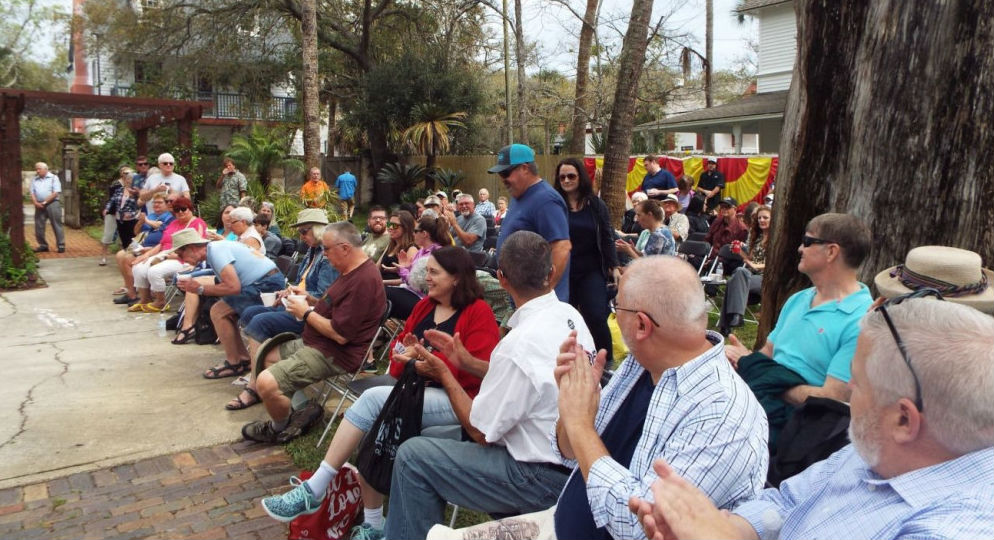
[558,173,578,181]
[874,288,944,412]
[802,234,835,248]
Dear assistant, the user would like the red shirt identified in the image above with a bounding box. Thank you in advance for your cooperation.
[705,216,748,256]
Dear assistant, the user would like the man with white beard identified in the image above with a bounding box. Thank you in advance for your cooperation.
[629,293,994,540]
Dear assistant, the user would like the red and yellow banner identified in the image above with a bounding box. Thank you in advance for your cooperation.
[583,155,778,210]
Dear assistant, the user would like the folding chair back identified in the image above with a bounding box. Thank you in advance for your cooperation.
[677,240,713,276]
[687,231,708,243]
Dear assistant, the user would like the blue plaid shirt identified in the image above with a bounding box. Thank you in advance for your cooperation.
[735,444,994,540]
[552,331,769,539]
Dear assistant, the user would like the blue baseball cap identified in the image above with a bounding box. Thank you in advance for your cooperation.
[488,144,536,174]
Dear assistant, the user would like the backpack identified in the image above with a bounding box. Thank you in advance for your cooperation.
[768,397,851,487]
[194,296,221,345]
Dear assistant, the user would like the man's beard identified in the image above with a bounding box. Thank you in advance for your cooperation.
[848,408,883,467]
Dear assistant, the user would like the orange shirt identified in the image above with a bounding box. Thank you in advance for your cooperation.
[301,179,331,208]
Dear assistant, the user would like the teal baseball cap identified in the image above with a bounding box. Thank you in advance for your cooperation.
[488,144,536,174]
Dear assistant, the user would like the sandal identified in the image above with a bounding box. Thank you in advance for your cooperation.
[225,387,261,410]
[127,303,146,313]
[171,327,197,345]
[142,303,169,313]
[203,360,251,380]
[112,287,127,295]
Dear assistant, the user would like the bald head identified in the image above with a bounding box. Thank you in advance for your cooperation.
[621,256,707,332]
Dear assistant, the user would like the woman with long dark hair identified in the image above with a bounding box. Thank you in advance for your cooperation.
[553,157,619,355]
[720,205,772,335]
[384,214,452,319]
[381,210,418,282]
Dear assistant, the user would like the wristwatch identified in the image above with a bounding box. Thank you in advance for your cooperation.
[303,308,316,323]
[196,284,205,295]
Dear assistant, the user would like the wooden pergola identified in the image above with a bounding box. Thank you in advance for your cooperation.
[0,88,208,266]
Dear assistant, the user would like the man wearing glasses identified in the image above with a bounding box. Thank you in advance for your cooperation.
[725,213,873,447]
[131,155,150,191]
[491,144,572,302]
[631,293,994,540]
[140,152,190,213]
[359,205,390,262]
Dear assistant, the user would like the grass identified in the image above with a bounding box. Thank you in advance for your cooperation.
[83,224,121,252]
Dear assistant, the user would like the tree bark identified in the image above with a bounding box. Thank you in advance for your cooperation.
[757,0,994,347]
[300,0,321,169]
[569,0,599,155]
[514,0,527,144]
[705,0,713,108]
[599,0,653,227]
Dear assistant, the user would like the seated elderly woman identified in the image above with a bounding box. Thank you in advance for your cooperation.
[206,210,340,410]
[614,199,676,263]
[126,196,208,312]
[259,201,281,237]
[260,246,500,529]
[255,215,283,260]
[112,192,174,302]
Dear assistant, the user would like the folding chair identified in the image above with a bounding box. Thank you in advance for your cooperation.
[677,240,714,276]
[687,231,708,243]
[315,300,395,447]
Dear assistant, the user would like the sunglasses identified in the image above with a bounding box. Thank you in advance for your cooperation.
[297,226,313,235]
[413,228,423,233]
[136,162,149,166]
[874,288,944,412]
[173,207,191,213]
[498,166,518,179]
[614,305,660,327]
[387,222,400,229]
[558,173,578,181]
[160,162,174,166]
[801,234,835,248]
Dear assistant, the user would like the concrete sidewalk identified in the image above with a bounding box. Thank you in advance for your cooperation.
[0,256,271,490]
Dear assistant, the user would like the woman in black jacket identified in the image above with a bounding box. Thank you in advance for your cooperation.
[554,158,619,355]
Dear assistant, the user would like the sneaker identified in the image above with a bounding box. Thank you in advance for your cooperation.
[260,477,325,522]
[275,402,324,444]
[242,420,282,443]
[361,359,377,374]
[57,246,65,253]
[33,246,48,253]
[350,523,385,540]
[113,295,137,305]
[99,256,107,266]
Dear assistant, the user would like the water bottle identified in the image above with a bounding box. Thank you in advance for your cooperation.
[714,260,724,280]
[157,313,167,338]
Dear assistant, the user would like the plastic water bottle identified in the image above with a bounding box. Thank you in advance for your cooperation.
[157,313,167,338]
[714,260,724,279]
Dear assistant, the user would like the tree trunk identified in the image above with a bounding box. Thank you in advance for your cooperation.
[705,0,713,108]
[514,0,527,144]
[368,125,394,204]
[757,0,994,348]
[300,0,321,169]
[570,0,599,155]
[326,97,337,156]
[599,0,653,227]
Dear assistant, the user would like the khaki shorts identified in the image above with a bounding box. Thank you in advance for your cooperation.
[266,339,346,397]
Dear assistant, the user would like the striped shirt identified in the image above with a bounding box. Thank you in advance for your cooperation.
[552,331,769,539]
[734,444,994,540]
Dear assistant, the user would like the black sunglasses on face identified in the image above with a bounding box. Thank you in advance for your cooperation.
[137,162,149,166]
[558,173,578,181]
[802,234,835,248]
[498,166,517,179]
[874,287,944,412]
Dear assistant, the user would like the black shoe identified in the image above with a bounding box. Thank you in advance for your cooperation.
[113,295,137,305]
[727,314,744,329]
[57,246,65,253]
[33,246,49,253]
[242,420,282,443]
[276,403,325,444]
[362,360,378,374]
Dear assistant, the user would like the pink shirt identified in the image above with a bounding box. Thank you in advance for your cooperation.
[159,217,208,250]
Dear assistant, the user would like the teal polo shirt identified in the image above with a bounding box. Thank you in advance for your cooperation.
[767,284,872,385]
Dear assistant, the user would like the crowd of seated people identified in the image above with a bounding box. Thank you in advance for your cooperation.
[101,149,992,540]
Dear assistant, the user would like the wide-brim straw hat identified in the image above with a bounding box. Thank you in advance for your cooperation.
[170,228,209,251]
[874,245,993,314]
[291,208,330,227]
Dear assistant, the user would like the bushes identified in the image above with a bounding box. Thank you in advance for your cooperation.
[0,233,39,289]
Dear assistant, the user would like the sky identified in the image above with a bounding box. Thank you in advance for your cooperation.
[30,0,756,73]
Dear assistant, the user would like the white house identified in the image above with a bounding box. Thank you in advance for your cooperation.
[634,0,796,154]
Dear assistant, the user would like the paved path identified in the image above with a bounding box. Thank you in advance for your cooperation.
[0,442,292,539]
[23,204,106,260]
[0,256,270,489]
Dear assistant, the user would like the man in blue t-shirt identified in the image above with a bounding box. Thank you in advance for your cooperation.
[639,155,677,200]
[724,213,873,445]
[491,144,571,301]
[335,169,358,220]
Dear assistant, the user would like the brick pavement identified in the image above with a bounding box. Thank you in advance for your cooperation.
[0,442,297,540]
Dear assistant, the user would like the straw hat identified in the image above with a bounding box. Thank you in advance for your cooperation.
[874,246,993,314]
[290,208,330,227]
[171,229,209,251]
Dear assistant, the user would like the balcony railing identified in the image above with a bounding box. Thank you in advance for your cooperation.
[108,86,298,122]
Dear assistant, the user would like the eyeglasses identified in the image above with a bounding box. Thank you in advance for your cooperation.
[160,162,174,166]
[174,207,191,213]
[874,288,944,412]
[801,234,836,248]
[370,216,387,221]
[136,162,149,167]
[387,222,400,229]
[297,226,313,235]
[413,228,423,233]
[558,173,578,181]
[614,305,660,327]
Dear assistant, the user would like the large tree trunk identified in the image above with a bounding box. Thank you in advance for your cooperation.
[599,0,653,227]
[704,0,713,108]
[300,0,321,169]
[569,0,599,155]
[757,0,994,347]
[514,0,527,144]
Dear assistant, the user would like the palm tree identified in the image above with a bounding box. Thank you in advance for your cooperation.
[401,105,467,188]
[225,125,304,191]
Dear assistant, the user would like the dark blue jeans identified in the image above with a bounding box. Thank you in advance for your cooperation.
[222,272,285,317]
[240,304,304,343]
[569,269,613,356]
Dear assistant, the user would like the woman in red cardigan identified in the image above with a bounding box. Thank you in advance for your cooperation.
[261,246,500,530]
